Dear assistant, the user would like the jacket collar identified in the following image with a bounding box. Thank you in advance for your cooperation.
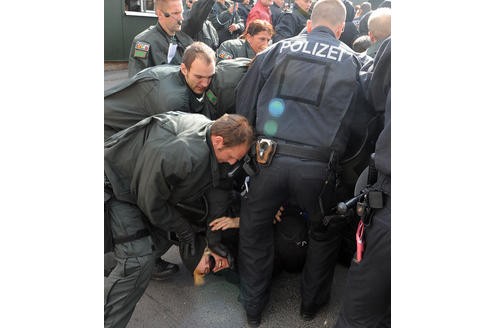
[309,25,337,40]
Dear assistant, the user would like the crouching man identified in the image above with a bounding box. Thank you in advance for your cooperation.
[104,112,253,328]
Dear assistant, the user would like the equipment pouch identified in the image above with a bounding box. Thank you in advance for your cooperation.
[256,139,277,166]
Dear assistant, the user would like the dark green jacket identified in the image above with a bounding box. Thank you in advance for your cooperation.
[128,23,194,77]
[104,60,250,140]
[104,112,221,234]
[216,39,256,62]
[211,57,250,114]
[104,65,220,140]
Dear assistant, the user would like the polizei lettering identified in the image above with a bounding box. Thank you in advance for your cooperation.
[279,40,344,61]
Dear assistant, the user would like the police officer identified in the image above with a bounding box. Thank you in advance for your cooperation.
[104,112,254,328]
[270,0,285,27]
[334,37,391,328]
[105,42,217,140]
[182,0,220,50]
[216,19,274,61]
[208,0,245,44]
[128,0,194,77]
[235,0,367,326]
[271,0,312,42]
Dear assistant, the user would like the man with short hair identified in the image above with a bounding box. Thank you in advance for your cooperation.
[366,7,391,57]
[104,112,254,328]
[235,0,368,326]
[128,0,193,77]
[245,0,273,29]
[272,0,312,42]
[106,42,217,140]
[216,19,274,61]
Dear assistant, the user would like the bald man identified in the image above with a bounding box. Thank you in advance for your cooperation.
[366,7,391,57]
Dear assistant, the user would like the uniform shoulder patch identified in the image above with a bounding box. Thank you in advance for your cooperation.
[134,41,150,59]
[217,50,233,60]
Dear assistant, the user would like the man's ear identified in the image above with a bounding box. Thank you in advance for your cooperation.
[211,135,224,148]
[306,20,312,33]
[180,63,187,76]
[368,31,377,42]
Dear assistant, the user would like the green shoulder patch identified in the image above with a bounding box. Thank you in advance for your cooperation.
[206,89,218,105]
[134,41,150,59]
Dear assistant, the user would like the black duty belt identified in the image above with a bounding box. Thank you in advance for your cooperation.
[276,142,331,162]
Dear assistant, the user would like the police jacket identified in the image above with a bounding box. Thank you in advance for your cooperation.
[104,112,222,234]
[208,1,245,44]
[209,57,251,114]
[128,23,194,77]
[183,0,220,50]
[272,3,310,43]
[236,26,364,154]
[216,38,256,61]
[270,3,283,27]
[104,65,220,140]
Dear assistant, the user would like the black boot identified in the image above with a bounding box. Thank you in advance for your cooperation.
[151,258,179,280]
[300,302,326,321]
[246,314,261,327]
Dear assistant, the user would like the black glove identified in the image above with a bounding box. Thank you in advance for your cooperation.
[177,226,196,257]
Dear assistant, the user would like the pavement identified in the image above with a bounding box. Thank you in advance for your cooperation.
[104,67,350,328]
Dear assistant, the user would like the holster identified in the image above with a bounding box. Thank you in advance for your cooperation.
[256,138,277,166]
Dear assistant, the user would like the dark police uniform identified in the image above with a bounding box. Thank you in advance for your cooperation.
[216,39,256,61]
[270,3,283,27]
[182,0,220,50]
[104,112,224,328]
[209,57,251,114]
[208,0,245,44]
[272,3,310,43]
[335,37,391,328]
[235,26,366,321]
[128,23,194,77]
[104,65,221,140]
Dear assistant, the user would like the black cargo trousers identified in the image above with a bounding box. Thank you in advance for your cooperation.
[238,153,345,318]
[334,195,391,328]
[104,195,172,328]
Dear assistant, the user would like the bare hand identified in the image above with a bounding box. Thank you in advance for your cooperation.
[274,205,284,224]
[228,24,238,32]
[209,216,240,231]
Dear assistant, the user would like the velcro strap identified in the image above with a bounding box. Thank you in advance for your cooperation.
[276,143,330,162]
[113,229,150,245]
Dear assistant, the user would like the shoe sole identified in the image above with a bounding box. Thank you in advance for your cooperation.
[151,266,179,280]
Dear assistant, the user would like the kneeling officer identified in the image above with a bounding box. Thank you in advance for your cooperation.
[104,112,254,328]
